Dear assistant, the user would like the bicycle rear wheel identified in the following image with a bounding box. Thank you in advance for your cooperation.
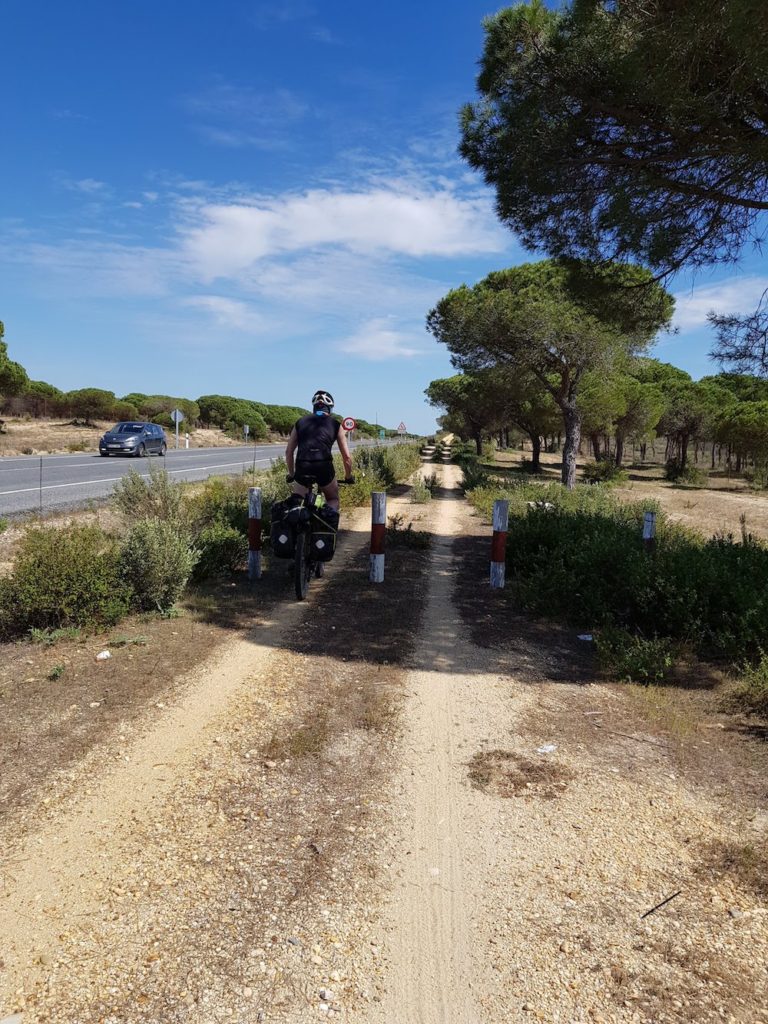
[294,530,312,600]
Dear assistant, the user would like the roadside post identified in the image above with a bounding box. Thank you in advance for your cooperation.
[244,423,250,441]
[185,432,190,449]
[398,421,407,442]
[248,487,262,580]
[171,408,185,449]
[642,510,657,553]
[370,492,386,583]
[490,499,509,589]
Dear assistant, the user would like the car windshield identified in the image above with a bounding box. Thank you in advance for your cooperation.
[114,423,143,434]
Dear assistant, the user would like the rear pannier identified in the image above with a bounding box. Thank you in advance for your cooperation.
[270,499,296,558]
[310,505,339,562]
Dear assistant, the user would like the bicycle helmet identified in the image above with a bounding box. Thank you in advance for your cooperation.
[311,389,334,413]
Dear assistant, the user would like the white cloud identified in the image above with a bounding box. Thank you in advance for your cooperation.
[182,295,267,333]
[673,276,768,331]
[181,183,507,279]
[340,318,425,360]
[62,177,107,194]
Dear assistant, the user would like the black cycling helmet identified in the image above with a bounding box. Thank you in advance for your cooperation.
[312,389,334,412]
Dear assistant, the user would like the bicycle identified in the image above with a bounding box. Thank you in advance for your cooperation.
[284,474,354,601]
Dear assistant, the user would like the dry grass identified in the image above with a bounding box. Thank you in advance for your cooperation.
[0,418,260,456]
[467,749,573,799]
[703,837,768,898]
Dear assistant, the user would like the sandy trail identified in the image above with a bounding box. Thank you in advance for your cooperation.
[367,464,516,1023]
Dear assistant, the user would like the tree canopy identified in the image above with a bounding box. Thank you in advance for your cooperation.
[0,321,29,397]
[460,0,768,276]
[426,259,673,486]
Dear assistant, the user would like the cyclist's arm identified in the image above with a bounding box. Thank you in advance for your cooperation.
[285,428,298,475]
[337,427,353,479]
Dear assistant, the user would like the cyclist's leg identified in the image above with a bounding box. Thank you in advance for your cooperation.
[321,479,339,510]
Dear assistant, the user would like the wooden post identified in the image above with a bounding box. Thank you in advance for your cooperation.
[369,491,386,583]
[490,499,509,589]
[248,487,262,580]
[642,510,657,553]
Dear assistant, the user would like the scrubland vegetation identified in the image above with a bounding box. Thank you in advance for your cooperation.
[0,444,422,642]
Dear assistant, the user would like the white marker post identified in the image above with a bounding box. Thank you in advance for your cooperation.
[642,510,657,553]
[248,487,262,580]
[370,491,386,583]
[490,499,509,589]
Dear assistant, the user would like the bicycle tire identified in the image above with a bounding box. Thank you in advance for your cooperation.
[294,530,310,600]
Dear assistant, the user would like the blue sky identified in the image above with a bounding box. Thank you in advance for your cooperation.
[2,0,765,433]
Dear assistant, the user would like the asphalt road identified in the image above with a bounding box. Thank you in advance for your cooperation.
[0,440,387,516]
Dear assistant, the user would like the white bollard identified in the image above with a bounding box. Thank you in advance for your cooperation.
[185,432,190,449]
[490,499,509,589]
[369,491,386,583]
[642,510,657,553]
[248,487,262,580]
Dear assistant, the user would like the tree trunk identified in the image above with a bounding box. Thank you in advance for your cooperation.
[679,433,690,471]
[591,433,601,460]
[498,430,504,449]
[711,444,716,469]
[528,432,542,472]
[474,432,482,456]
[615,432,625,467]
[640,442,647,462]
[561,403,581,490]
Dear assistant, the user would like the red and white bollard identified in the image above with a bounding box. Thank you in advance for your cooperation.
[369,491,386,583]
[490,499,509,589]
[248,486,262,580]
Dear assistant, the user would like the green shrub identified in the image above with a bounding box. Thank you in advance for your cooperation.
[744,464,768,490]
[725,654,768,718]
[665,460,707,486]
[582,460,628,485]
[193,522,249,580]
[120,520,198,611]
[460,460,491,492]
[410,478,432,504]
[596,628,676,684]
[113,465,186,524]
[468,481,768,670]
[0,518,8,534]
[0,526,130,637]
[28,625,81,645]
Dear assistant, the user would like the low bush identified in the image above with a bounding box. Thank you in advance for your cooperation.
[193,522,248,580]
[410,478,432,504]
[113,465,186,525]
[0,525,131,638]
[665,460,707,487]
[596,627,677,684]
[468,481,768,670]
[725,654,768,718]
[582,460,628,485]
[460,461,490,491]
[744,464,768,490]
[120,520,198,611]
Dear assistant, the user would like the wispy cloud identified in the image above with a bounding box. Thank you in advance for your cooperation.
[340,318,425,360]
[185,81,308,123]
[181,181,507,279]
[674,276,768,331]
[61,177,108,194]
[251,1,315,29]
[182,295,268,333]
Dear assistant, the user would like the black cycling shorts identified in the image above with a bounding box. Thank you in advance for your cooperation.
[295,460,335,488]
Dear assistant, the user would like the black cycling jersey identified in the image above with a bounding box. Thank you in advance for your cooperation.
[295,413,340,463]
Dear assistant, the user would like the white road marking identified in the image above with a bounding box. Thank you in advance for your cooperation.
[0,459,274,496]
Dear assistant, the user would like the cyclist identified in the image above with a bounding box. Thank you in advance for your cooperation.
[285,390,354,510]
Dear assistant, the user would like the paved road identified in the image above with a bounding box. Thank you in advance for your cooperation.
[0,440,387,516]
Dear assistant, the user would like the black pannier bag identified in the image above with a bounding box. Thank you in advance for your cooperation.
[310,505,339,562]
[270,499,296,558]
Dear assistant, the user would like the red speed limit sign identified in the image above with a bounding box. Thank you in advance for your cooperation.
[342,416,356,431]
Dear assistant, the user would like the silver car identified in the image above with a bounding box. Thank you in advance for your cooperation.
[99,421,168,457]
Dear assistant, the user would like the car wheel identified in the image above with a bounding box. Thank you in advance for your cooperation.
[135,443,146,457]
[159,443,167,456]
[100,451,109,457]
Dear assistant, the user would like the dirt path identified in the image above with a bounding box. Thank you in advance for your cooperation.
[2,465,767,1023]
[357,464,768,1024]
